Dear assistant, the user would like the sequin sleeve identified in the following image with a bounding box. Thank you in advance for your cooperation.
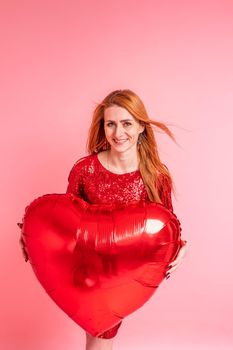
[66,157,86,198]
[158,174,173,212]
[158,174,187,247]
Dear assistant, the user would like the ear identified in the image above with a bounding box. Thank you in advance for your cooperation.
[139,122,145,133]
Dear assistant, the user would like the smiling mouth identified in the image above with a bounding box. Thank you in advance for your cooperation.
[113,139,128,144]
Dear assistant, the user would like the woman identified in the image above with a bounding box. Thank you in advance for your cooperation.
[65,89,187,350]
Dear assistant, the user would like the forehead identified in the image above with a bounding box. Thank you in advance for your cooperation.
[104,105,134,120]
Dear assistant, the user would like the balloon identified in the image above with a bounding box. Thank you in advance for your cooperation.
[19,193,183,337]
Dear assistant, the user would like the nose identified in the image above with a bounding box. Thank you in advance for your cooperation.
[114,124,124,138]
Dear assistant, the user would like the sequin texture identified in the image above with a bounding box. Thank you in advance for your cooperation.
[66,153,173,211]
[66,153,174,338]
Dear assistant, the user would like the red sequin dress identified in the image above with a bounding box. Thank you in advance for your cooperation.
[66,153,175,338]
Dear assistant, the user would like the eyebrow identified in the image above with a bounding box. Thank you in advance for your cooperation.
[105,119,133,122]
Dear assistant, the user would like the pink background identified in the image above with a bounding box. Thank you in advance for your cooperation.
[1,0,232,349]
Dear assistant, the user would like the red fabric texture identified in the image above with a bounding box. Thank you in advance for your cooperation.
[66,153,173,211]
[66,153,175,338]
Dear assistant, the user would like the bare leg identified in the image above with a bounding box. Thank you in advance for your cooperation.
[85,332,114,350]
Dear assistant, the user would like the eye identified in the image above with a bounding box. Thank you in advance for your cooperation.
[106,122,115,128]
[123,121,132,127]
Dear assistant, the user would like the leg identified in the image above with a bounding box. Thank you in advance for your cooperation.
[85,332,114,350]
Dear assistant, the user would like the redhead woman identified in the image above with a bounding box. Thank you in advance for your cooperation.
[19,89,187,350]
[64,89,188,350]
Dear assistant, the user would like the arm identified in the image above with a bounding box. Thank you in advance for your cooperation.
[66,158,86,197]
[158,173,173,212]
[158,174,188,277]
[158,173,187,248]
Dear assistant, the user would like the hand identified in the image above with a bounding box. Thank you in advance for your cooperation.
[17,222,29,262]
[165,240,188,279]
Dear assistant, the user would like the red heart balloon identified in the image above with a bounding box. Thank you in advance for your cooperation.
[20,193,183,337]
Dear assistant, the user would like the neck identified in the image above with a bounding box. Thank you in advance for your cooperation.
[107,148,139,173]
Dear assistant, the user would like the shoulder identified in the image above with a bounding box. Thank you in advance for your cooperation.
[70,154,96,169]
[68,154,97,180]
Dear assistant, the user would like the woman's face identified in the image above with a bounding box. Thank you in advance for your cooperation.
[104,105,144,154]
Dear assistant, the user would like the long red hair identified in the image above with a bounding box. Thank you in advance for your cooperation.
[87,89,176,202]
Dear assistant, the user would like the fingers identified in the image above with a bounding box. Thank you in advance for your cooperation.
[19,235,29,262]
[165,245,187,277]
[166,261,181,275]
[17,222,23,229]
[22,250,29,262]
[21,245,29,262]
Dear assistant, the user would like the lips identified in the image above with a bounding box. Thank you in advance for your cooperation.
[113,139,128,144]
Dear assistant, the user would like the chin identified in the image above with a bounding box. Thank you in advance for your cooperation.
[110,145,136,154]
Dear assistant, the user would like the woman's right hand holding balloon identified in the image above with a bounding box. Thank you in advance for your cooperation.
[17,222,29,262]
